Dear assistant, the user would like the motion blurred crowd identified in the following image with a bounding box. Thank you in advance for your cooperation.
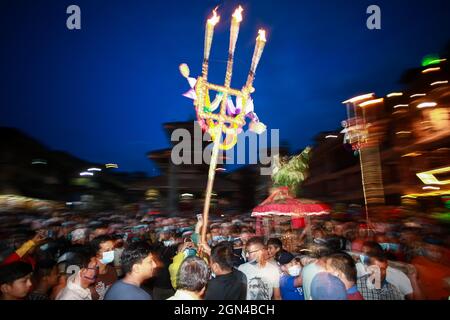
[0,208,449,300]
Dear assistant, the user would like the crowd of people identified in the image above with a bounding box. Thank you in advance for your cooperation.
[0,208,449,300]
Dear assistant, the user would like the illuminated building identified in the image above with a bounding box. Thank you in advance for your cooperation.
[303,56,450,206]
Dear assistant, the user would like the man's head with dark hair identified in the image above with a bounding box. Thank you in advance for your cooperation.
[176,256,210,295]
[90,235,114,255]
[31,259,59,296]
[362,241,383,255]
[368,252,389,282]
[210,242,234,274]
[33,259,58,283]
[245,236,268,264]
[121,241,158,281]
[90,235,115,266]
[267,238,283,260]
[325,252,357,289]
[0,262,33,300]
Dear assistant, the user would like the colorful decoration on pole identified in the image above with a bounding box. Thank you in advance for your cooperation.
[180,6,268,244]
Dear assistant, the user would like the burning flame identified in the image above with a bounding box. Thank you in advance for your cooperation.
[232,6,243,22]
[257,29,266,42]
[207,7,220,25]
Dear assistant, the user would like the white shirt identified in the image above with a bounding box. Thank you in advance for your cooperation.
[238,261,280,300]
[56,272,92,300]
[167,289,200,300]
[356,263,413,297]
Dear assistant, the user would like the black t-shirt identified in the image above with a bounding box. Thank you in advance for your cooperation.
[153,243,177,289]
[204,269,247,300]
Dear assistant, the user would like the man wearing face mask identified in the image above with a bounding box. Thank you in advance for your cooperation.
[56,253,98,300]
[90,235,117,300]
[357,253,403,300]
[356,241,416,299]
[279,254,304,300]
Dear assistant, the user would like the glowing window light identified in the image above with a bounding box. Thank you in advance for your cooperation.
[359,98,384,107]
[87,168,102,172]
[430,80,448,86]
[325,135,338,139]
[32,159,47,165]
[396,131,411,135]
[416,166,450,185]
[393,104,409,109]
[422,67,440,74]
[423,186,440,190]
[387,92,403,98]
[80,172,94,176]
[410,93,426,98]
[401,152,422,157]
[417,102,437,109]
[181,193,194,197]
[342,93,374,104]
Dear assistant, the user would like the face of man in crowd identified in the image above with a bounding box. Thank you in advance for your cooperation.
[80,259,99,288]
[334,224,344,237]
[267,245,280,259]
[222,227,232,237]
[1,273,33,299]
[97,240,115,261]
[246,243,267,264]
[240,232,252,245]
[280,258,301,274]
[135,253,159,280]
[361,245,372,256]
[425,244,443,262]
[210,228,221,238]
[370,258,388,282]
[46,266,60,288]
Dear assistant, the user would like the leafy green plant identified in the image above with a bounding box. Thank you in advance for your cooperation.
[272,146,311,195]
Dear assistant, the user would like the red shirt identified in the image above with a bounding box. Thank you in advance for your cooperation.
[347,285,364,300]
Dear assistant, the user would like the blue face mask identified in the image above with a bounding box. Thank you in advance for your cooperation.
[212,236,226,243]
[360,254,370,265]
[380,243,400,252]
[183,248,197,258]
[100,250,115,264]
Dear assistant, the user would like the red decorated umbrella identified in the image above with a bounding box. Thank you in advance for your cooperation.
[252,187,330,217]
[252,187,330,237]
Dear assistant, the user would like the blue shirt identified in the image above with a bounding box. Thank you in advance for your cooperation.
[280,274,305,300]
[104,280,152,300]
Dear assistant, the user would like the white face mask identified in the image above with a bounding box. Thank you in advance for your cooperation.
[100,250,115,264]
[287,265,302,277]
